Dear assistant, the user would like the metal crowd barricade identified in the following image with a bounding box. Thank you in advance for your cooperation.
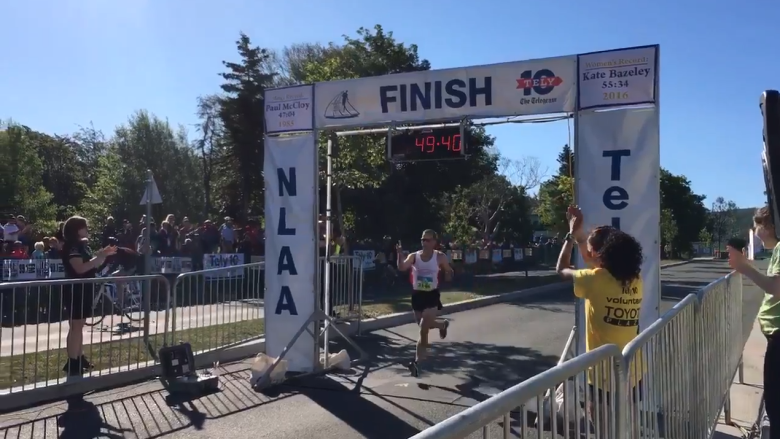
[619,272,748,439]
[621,294,699,438]
[320,255,363,326]
[0,275,170,409]
[694,273,744,436]
[169,262,265,353]
[409,344,626,439]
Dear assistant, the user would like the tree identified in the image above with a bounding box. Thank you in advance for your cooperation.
[0,121,57,231]
[195,94,224,218]
[217,32,277,219]
[710,196,738,250]
[660,208,678,258]
[556,144,574,177]
[85,110,203,229]
[660,169,707,257]
[537,144,575,235]
[447,156,541,240]
[698,227,713,250]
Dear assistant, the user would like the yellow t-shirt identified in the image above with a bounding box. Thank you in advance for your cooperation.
[574,268,643,387]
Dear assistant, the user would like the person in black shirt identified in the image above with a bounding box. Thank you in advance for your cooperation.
[61,216,116,376]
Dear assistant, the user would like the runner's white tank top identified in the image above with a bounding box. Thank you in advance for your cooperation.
[411,251,440,291]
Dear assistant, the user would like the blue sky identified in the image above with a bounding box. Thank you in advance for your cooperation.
[2,0,776,208]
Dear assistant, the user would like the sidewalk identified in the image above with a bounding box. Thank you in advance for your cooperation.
[714,318,766,438]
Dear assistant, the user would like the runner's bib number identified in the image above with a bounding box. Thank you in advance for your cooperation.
[415,276,434,291]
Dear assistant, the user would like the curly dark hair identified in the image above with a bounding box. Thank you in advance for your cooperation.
[588,226,643,286]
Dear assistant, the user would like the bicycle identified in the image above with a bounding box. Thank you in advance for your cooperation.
[85,274,143,327]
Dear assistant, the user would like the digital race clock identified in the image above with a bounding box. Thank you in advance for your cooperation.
[387,126,468,162]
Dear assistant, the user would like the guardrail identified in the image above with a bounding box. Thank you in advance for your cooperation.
[323,255,363,325]
[414,272,751,439]
[0,275,170,396]
[409,344,626,439]
[169,261,265,352]
[0,255,364,410]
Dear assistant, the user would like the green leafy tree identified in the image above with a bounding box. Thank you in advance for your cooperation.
[660,169,707,256]
[85,110,203,226]
[0,121,57,229]
[538,144,575,235]
[660,208,678,257]
[538,175,574,235]
[698,227,713,250]
[710,196,738,250]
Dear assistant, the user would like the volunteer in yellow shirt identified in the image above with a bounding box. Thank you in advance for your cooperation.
[555,206,644,400]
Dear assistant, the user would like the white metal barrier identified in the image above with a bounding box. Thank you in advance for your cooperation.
[409,344,625,438]
[414,271,751,439]
[320,255,363,325]
[0,275,170,409]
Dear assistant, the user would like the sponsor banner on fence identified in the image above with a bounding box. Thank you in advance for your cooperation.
[352,250,375,270]
[152,256,192,275]
[513,248,524,261]
[2,257,204,281]
[263,84,314,134]
[264,133,317,372]
[464,250,477,264]
[578,45,658,110]
[202,253,245,279]
[313,56,576,129]
[2,259,65,281]
[576,107,660,344]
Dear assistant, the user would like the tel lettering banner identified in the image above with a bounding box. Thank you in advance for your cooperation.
[264,133,317,372]
[577,45,658,110]
[576,108,661,338]
[263,84,314,134]
[313,56,576,129]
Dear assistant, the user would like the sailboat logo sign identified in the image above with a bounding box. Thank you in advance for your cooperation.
[324,91,360,120]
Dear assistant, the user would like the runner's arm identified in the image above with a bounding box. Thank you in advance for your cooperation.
[437,252,454,281]
[397,253,415,272]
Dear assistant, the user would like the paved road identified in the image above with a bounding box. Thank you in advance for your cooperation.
[0,301,264,357]
[0,260,756,439]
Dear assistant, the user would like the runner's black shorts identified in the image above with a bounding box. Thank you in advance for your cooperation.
[411,289,442,312]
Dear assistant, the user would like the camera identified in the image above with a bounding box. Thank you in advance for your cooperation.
[107,236,119,246]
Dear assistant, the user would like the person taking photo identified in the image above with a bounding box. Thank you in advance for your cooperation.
[61,216,117,376]
[727,206,780,438]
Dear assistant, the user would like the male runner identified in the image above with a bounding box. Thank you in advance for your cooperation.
[397,229,453,377]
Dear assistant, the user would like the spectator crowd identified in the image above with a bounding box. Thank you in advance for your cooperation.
[0,213,266,264]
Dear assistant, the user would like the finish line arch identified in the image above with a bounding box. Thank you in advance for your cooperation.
[262,45,660,373]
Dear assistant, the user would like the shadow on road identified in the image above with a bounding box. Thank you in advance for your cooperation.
[0,328,559,438]
[0,368,297,438]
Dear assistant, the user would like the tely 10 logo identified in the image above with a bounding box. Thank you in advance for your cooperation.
[516,69,563,96]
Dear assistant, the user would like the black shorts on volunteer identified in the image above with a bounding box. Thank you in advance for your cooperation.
[411,289,442,312]
[63,283,96,321]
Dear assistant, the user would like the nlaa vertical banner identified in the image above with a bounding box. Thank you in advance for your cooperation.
[576,107,661,353]
[265,133,317,372]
